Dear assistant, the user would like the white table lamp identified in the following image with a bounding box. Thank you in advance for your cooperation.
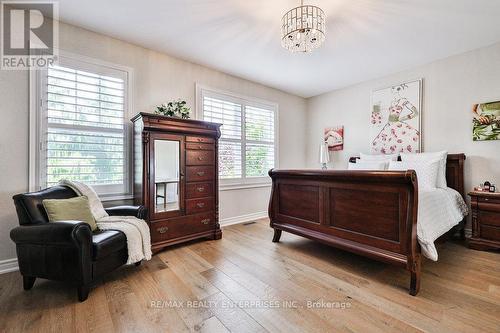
[319,142,330,170]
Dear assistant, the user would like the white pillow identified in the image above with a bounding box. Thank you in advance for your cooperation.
[360,152,399,161]
[348,161,388,171]
[400,151,447,188]
[388,160,440,191]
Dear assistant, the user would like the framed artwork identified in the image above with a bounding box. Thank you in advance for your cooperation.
[324,126,344,151]
[472,101,500,141]
[370,79,422,154]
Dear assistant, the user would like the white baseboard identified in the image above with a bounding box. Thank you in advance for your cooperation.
[0,258,18,274]
[220,211,268,227]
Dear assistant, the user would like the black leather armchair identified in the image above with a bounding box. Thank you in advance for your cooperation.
[10,185,146,301]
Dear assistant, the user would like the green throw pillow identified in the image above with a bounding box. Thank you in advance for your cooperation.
[43,196,98,231]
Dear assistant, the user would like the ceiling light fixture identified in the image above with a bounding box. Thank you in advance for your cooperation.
[281,0,326,53]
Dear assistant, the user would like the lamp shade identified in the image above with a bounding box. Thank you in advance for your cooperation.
[319,142,330,164]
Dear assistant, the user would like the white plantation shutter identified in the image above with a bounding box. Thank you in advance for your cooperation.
[38,57,130,196]
[203,96,242,140]
[200,88,277,185]
[245,105,275,177]
[203,96,243,179]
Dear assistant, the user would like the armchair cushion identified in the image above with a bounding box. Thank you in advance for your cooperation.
[92,230,127,260]
[43,196,98,231]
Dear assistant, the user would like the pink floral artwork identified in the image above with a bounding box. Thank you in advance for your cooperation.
[370,80,422,154]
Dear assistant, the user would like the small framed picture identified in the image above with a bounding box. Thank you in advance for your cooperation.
[324,126,344,151]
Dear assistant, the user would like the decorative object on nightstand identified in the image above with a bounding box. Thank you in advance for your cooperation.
[474,181,497,193]
[319,142,330,170]
[468,191,500,251]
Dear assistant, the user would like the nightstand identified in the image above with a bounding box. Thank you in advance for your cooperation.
[468,191,500,251]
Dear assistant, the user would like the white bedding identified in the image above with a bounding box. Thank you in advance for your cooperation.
[418,187,468,261]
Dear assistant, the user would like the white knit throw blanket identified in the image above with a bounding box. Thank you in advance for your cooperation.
[59,179,152,264]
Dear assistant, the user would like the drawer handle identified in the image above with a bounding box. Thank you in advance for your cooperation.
[198,156,204,161]
[197,171,205,176]
[197,187,205,192]
[201,218,211,225]
[197,138,203,142]
[157,226,168,234]
[196,202,205,208]
[485,198,489,201]
[198,145,203,149]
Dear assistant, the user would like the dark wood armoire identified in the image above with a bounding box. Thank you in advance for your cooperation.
[131,112,222,252]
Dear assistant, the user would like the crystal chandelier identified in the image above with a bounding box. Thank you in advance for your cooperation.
[281,0,326,53]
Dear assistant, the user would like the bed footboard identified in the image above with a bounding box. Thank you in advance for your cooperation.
[268,169,420,295]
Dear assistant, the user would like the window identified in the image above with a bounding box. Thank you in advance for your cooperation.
[30,53,132,198]
[198,86,278,188]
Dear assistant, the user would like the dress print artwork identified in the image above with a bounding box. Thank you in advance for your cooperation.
[370,80,422,154]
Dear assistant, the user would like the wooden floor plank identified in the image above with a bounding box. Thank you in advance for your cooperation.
[202,291,268,333]
[125,257,190,332]
[150,253,215,331]
[159,248,219,300]
[201,267,323,333]
[197,315,230,333]
[0,218,499,333]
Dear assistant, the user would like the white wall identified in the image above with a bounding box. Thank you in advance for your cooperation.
[306,42,500,228]
[0,21,307,262]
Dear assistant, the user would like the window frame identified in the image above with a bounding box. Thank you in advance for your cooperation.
[196,84,279,190]
[29,50,134,201]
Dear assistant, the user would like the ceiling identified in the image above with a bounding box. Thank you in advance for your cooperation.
[56,0,500,98]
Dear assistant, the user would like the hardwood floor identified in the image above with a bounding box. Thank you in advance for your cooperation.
[1,218,499,332]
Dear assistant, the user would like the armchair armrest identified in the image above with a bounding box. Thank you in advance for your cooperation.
[11,221,93,287]
[105,205,147,219]
[10,221,92,246]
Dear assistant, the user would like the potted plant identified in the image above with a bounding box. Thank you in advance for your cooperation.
[154,99,191,119]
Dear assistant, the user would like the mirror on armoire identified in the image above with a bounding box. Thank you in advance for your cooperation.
[154,140,180,214]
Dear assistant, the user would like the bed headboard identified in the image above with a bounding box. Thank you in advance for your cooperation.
[349,153,466,199]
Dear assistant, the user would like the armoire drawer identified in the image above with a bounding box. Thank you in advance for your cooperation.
[186,142,214,151]
[186,197,214,214]
[186,166,214,182]
[186,136,214,144]
[186,150,215,166]
[186,182,214,199]
[150,213,215,243]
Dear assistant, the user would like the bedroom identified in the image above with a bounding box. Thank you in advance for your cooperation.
[0,0,499,332]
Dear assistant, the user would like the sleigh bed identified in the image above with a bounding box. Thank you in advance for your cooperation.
[268,154,466,295]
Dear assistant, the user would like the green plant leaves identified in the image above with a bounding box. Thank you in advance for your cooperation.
[154,99,191,119]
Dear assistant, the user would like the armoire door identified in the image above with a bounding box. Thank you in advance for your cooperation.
[149,133,185,220]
